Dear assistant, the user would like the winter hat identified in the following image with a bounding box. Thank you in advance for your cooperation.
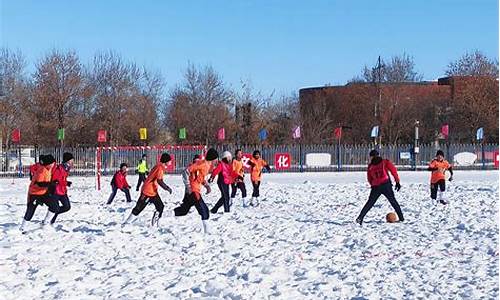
[38,155,46,164]
[221,151,232,161]
[192,154,201,162]
[62,152,74,163]
[252,150,261,157]
[120,163,128,169]
[160,153,171,163]
[436,150,444,157]
[42,154,55,166]
[369,149,379,157]
[205,148,219,161]
[142,154,147,159]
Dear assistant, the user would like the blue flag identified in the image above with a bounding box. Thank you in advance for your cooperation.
[370,126,379,138]
[259,128,268,141]
[476,127,484,140]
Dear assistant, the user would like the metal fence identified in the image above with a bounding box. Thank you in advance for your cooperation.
[0,143,498,178]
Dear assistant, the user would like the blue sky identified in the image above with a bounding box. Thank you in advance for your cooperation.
[1,0,498,96]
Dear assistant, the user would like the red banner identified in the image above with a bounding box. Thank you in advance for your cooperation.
[274,153,291,170]
[441,124,449,139]
[97,130,107,143]
[241,153,253,171]
[11,129,20,143]
[334,127,342,140]
[217,128,225,141]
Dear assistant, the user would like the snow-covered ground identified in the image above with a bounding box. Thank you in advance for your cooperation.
[0,171,498,299]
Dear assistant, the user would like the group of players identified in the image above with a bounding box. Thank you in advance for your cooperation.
[19,148,453,233]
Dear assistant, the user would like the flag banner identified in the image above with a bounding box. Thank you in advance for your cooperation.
[217,127,225,141]
[179,128,187,140]
[370,126,379,138]
[97,130,107,143]
[476,127,484,141]
[139,128,147,140]
[334,127,342,140]
[259,128,268,141]
[11,129,20,143]
[441,124,449,139]
[292,126,301,139]
[57,128,65,141]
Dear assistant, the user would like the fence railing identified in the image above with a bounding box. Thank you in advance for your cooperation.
[0,143,498,178]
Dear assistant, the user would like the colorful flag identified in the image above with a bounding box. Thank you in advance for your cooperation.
[334,127,342,140]
[441,124,449,139]
[11,129,20,143]
[97,130,107,143]
[217,127,225,141]
[57,128,65,141]
[258,128,268,141]
[476,127,484,141]
[179,128,187,140]
[139,128,147,140]
[292,126,301,139]
[370,126,379,138]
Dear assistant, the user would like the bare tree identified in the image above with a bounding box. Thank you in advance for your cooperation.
[361,53,423,83]
[446,50,499,77]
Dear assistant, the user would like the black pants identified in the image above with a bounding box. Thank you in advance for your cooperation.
[132,194,164,217]
[357,182,404,222]
[212,182,231,213]
[231,182,247,198]
[107,185,132,204]
[430,179,446,199]
[23,194,60,221]
[50,194,71,224]
[251,181,261,197]
[173,193,210,220]
[136,173,147,191]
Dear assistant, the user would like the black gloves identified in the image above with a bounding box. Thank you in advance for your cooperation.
[208,177,214,184]
[67,181,72,187]
[264,165,271,172]
[145,171,149,176]
[449,176,453,182]
[395,182,401,192]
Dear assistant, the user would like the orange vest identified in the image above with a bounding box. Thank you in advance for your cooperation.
[188,160,211,194]
[232,159,244,177]
[250,158,267,182]
[28,165,52,196]
[429,159,451,183]
[141,164,165,197]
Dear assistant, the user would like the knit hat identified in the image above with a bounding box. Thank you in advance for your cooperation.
[369,149,379,157]
[193,154,201,162]
[120,163,128,169]
[252,150,261,157]
[221,151,232,160]
[42,154,55,166]
[160,153,171,163]
[62,152,74,163]
[205,148,219,161]
[38,155,46,164]
[436,150,444,157]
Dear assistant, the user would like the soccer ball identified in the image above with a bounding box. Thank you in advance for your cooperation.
[386,212,398,223]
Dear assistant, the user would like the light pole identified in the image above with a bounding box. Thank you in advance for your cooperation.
[414,120,419,171]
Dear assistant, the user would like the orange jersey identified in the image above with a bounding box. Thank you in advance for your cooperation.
[429,159,451,183]
[28,165,52,196]
[188,160,211,194]
[250,158,268,182]
[141,163,165,197]
[232,159,244,177]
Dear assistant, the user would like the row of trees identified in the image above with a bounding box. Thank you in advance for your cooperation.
[0,48,498,147]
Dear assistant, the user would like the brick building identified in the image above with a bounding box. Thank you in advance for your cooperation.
[299,76,498,144]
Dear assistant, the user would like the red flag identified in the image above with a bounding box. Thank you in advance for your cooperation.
[334,127,342,140]
[11,129,20,143]
[441,124,449,139]
[97,130,107,143]
[217,127,225,141]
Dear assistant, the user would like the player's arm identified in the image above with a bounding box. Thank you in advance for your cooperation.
[427,160,438,171]
[157,178,172,194]
[448,164,454,181]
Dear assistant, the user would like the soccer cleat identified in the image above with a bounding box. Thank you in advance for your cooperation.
[439,199,448,205]
[202,220,210,234]
[355,218,363,226]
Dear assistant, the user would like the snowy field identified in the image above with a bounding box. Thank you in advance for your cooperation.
[0,171,498,299]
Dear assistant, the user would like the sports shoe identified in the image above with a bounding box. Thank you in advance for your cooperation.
[355,218,363,226]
